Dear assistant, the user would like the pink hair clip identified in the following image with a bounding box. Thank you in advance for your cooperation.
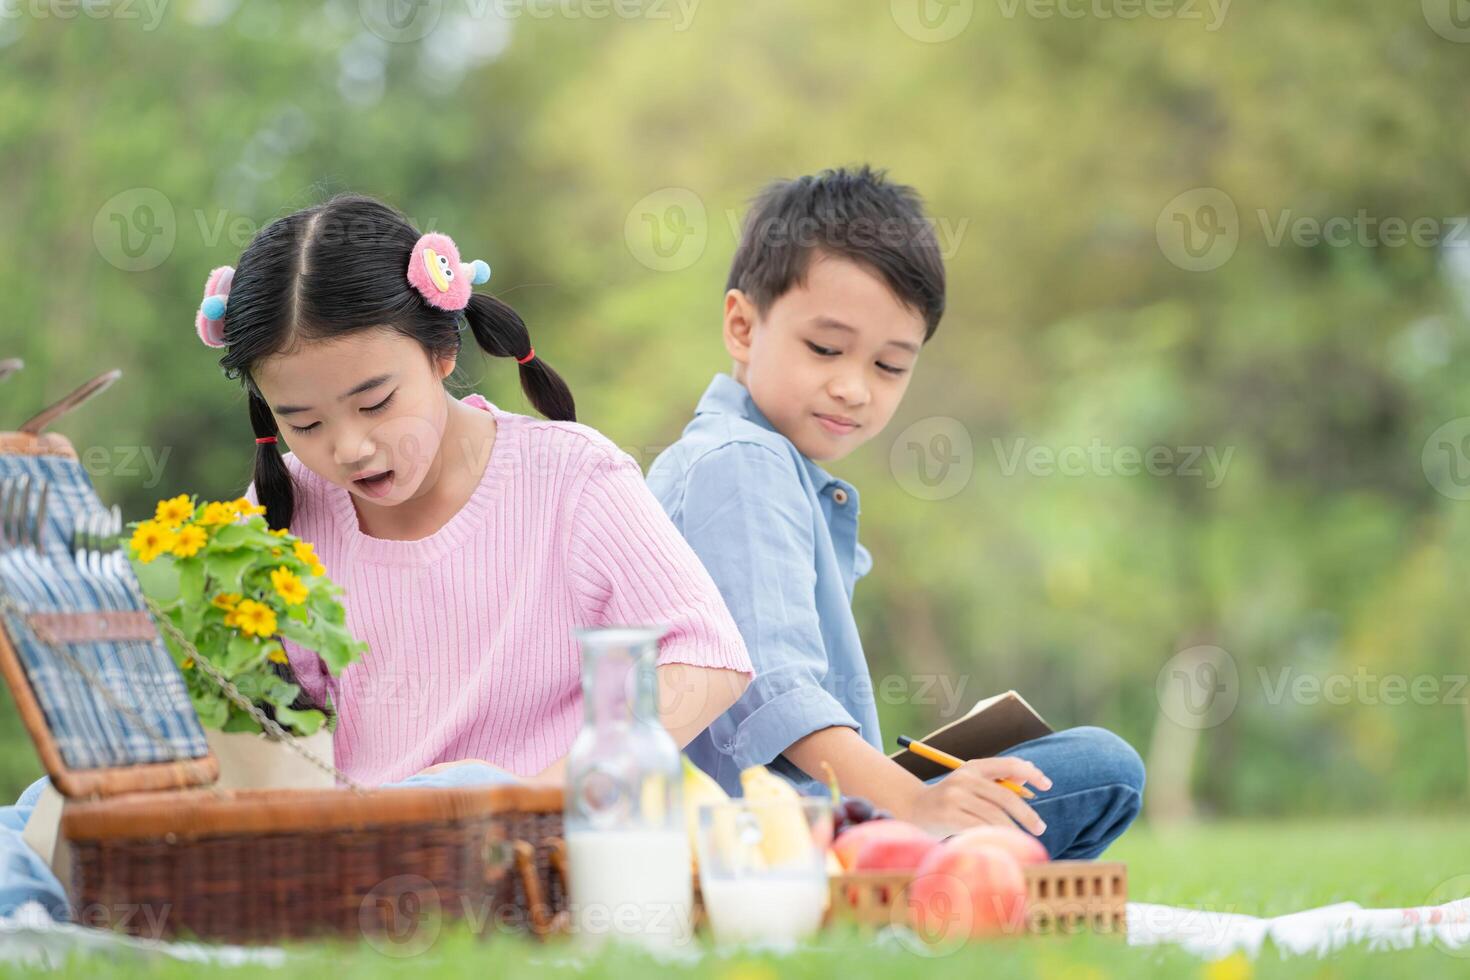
[196,265,234,348]
[407,232,491,312]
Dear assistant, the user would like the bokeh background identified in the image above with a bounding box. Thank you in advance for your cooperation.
[1,0,1468,824]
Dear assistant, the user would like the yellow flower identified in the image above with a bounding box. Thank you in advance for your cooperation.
[269,528,290,538]
[129,521,177,564]
[308,560,326,578]
[270,566,308,606]
[170,524,208,558]
[230,599,277,638]
[292,540,317,562]
[181,657,194,669]
[271,547,282,557]
[153,494,194,528]
[198,501,237,526]
[211,592,242,611]
[1203,952,1252,980]
[231,497,267,517]
[266,644,288,664]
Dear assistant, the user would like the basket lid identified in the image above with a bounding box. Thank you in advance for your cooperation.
[0,427,219,800]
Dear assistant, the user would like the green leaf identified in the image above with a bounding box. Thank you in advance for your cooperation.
[177,557,205,636]
[274,705,325,737]
[210,524,254,550]
[266,680,301,707]
[225,633,265,674]
[131,555,180,603]
[221,706,260,733]
[207,549,258,594]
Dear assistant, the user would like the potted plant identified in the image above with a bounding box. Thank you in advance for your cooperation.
[127,494,366,788]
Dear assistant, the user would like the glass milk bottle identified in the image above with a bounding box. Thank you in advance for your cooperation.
[564,626,693,950]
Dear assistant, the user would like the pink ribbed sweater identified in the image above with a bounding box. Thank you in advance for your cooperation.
[246,394,752,785]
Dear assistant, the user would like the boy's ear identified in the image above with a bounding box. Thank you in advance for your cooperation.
[722,289,757,366]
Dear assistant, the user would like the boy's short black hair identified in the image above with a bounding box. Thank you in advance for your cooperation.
[726,165,946,339]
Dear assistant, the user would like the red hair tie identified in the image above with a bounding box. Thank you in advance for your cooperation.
[516,348,535,365]
[255,436,278,445]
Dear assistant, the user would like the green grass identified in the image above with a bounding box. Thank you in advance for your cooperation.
[6,817,1466,979]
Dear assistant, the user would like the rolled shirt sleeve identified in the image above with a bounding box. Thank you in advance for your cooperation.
[676,441,861,770]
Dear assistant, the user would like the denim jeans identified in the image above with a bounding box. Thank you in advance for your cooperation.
[924,726,1145,860]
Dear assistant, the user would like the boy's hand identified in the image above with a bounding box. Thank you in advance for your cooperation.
[897,757,1052,838]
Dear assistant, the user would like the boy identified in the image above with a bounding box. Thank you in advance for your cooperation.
[647,166,1144,857]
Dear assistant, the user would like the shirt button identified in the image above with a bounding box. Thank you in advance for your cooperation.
[832,488,849,505]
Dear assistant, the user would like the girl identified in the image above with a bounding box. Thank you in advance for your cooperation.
[197,194,753,785]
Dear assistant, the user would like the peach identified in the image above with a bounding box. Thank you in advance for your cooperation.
[832,819,934,872]
[906,842,1027,942]
[852,833,941,873]
[949,824,1049,866]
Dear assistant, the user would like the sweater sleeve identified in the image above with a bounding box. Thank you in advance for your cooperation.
[565,453,753,676]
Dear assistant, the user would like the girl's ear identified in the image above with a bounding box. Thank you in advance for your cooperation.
[723,288,757,367]
[436,351,457,380]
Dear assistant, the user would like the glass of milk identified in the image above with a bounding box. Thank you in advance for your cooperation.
[695,798,835,946]
[564,626,693,952]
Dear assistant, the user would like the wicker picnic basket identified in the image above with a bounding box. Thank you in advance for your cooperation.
[0,367,570,945]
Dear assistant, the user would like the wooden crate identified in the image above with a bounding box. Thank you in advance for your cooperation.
[829,861,1127,937]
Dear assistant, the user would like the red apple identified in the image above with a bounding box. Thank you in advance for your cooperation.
[949,824,1049,866]
[906,841,1027,942]
[832,819,934,872]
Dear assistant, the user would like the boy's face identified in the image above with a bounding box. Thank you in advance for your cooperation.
[725,253,928,463]
[252,329,457,507]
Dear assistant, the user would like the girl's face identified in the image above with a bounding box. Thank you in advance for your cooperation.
[251,330,456,507]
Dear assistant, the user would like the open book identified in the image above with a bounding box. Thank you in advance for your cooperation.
[888,690,1054,780]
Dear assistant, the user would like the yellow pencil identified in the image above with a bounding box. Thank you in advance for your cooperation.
[896,734,1036,799]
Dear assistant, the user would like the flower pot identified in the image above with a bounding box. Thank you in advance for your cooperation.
[205,727,337,790]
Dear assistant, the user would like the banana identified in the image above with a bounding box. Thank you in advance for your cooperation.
[683,756,744,872]
[739,765,814,870]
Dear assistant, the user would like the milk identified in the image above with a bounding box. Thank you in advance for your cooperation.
[566,829,694,950]
[698,873,829,945]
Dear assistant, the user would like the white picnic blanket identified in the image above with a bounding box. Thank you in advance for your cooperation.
[1126,897,1470,958]
[0,900,286,969]
[4,895,1470,967]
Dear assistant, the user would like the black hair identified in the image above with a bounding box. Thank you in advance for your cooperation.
[217,194,575,532]
[726,165,946,339]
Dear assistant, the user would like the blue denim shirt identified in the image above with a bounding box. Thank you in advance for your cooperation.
[646,373,879,797]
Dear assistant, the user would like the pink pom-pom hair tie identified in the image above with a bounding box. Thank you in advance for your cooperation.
[196,265,234,348]
[406,232,491,312]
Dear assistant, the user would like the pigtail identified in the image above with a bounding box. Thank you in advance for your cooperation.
[247,387,329,717]
[463,293,576,422]
[247,388,296,531]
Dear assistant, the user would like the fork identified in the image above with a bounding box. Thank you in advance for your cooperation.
[71,505,125,579]
[0,475,49,554]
